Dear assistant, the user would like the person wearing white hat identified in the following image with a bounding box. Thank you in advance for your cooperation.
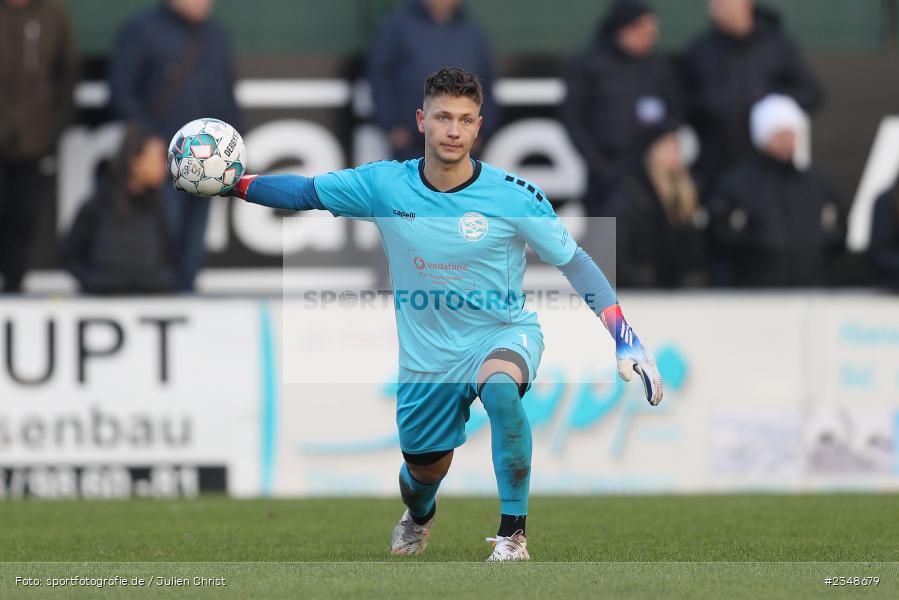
[707,95,844,287]
[749,94,807,167]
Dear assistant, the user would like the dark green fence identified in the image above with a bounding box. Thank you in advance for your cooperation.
[67,0,892,57]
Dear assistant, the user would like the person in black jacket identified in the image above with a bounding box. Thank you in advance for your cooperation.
[367,0,497,161]
[708,95,843,287]
[682,0,824,196]
[63,125,175,295]
[0,0,79,292]
[868,185,899,289]
[562,0,682,217]
[610,121,708,288]
[108,0,241,291]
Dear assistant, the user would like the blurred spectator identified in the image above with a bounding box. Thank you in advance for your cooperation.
[108,0,241,291]
[0,0,78,292]
[562,0,682,216]
[63,125,174,295]
[367,0,497,161]
[708,95,843,287]
[682,0,824,196]
[867,184,899,289]
[610,121,707,288]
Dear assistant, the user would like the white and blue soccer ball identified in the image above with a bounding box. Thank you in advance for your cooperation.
[168,118,246,197]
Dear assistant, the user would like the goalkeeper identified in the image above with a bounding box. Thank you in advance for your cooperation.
[191,67,663,561]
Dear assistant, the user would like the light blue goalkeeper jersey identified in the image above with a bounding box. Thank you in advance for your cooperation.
[313,158,577,372]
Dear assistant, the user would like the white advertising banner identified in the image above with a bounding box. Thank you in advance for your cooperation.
[0,299,265,498]
[2,292,897,498]
[804,295,899,488]
[272,292,899,496]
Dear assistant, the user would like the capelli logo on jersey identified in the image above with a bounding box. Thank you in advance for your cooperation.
[392,209,416,222]
[459,212,488,242]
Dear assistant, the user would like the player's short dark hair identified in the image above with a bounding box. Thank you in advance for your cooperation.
[423,67,484,106]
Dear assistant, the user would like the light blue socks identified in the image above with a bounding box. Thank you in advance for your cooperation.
[398,462,440,523]
[480,372,532,516]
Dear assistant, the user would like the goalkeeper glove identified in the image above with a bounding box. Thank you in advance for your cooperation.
[600,304,663,406]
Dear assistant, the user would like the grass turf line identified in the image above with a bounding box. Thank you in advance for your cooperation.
[1,494,897,598]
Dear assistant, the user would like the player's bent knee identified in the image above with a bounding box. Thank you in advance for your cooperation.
[477,349,530,398]
[407,464,445,484]
[403,449,453,483]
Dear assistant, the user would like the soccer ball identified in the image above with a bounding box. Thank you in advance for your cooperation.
[168,118,246,196]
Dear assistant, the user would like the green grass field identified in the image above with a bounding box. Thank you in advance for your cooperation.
[1,494,897,599]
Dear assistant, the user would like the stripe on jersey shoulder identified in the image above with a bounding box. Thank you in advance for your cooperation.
[503,173,544,202]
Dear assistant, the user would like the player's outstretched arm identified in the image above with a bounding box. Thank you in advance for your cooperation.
[229,174,326,212]
[558,248,664,406]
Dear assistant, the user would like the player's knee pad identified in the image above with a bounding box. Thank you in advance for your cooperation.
[478,347,529,398]
[402,449,451,466]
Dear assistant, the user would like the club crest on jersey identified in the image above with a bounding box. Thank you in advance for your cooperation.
[459,212,488,242]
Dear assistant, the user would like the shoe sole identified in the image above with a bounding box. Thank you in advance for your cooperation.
[486,543,530,562]
[486,554,530,562]
[391,531,429,556]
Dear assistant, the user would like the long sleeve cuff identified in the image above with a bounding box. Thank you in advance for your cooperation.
[558,246,617,316]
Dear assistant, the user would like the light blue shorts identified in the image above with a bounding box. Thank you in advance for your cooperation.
[396,324,544,455]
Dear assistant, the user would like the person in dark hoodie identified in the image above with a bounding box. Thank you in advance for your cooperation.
[561,0,682,217]
[63,125,175,295]
[682,0,824,197]
[609,121,708,288]
[367,0,497,161]
[867,184,899,289]
[108,0,241,291]
[0,0,79,292]
[708,95,843,287]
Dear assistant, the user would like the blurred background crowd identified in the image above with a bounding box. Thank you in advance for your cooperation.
[2,0,899,294]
